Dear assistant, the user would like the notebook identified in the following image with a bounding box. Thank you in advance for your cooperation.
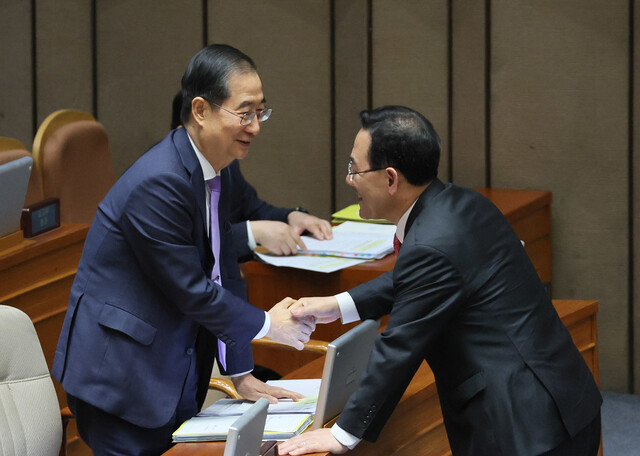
[312,318,380,429]
[0,156,33,238]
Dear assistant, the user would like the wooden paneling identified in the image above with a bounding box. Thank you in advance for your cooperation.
[35,0,93,124]
[0,1,33,146]
[451,0,487,188]
[96,0,203,176]
[372,0,450,180]
[633,0,640,395]
[209,0,333,219]
[490,0,629,391]
[334,0,369,212]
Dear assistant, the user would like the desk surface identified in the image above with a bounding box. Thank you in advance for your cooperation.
[165,300,598,456]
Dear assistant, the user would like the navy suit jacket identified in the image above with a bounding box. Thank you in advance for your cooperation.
[337,179,602,455]
[52,127,265,428]
[226,160,293,264]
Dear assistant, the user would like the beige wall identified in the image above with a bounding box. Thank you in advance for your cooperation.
[0,0,637,393]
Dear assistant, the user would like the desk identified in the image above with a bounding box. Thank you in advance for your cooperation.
[0,223,90,456]
[247,188,552,375]
[165,299,598,456]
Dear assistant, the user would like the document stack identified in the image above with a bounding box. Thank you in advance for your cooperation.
[172,380,320,443]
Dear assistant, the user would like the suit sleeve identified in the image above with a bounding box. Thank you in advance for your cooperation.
[119,172,265,353]
[349,271,395,319]
[229,163,294,262]
[337,243,467,441]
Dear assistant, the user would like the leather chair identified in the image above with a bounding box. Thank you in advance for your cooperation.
[32,110,116,224]
[0,137,43,206]
[0,305,73,456]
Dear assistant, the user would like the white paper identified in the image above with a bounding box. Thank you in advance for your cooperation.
[266,378,321,397]
[332,221,397,236]
[255,251,369,273]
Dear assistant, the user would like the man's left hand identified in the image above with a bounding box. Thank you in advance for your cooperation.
[278,428,348,455]
[287,211,333,241]
[231,373,305,404]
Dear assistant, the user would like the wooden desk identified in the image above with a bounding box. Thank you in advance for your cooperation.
[0,222,90,456]
[165,299,598,456]
[247,188,552,375]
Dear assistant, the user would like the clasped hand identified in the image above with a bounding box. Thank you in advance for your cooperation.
[266,298,316,350]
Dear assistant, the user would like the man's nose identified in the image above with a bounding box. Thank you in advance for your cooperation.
[245,119,261,135]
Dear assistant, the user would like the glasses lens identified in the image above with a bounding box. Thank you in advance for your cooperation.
[258,108,272,123]
[240,113,255,126]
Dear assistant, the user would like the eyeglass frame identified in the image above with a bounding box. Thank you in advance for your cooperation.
[208,100,272,126]
[347,160,385,182]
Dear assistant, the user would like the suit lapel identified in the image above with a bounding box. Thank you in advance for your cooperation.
[172,128,211,263]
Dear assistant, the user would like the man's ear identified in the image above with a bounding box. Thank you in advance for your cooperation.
[386,167,400,195]
[191,97,208,126]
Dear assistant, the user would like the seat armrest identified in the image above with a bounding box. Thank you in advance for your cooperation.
[209,377,243,399]
[252,338,329,355]
[59,407,75,456]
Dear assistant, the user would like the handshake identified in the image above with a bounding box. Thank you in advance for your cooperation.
[264,296,341,350]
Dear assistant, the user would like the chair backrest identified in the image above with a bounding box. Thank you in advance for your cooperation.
[32,109,116,223]
[0,305,62,456]
[0,137,43,206]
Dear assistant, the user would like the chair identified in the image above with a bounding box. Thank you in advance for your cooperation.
[0,137,43,206]
[208,339,328,399]
[32,109,116,224]
[0,305,73,456]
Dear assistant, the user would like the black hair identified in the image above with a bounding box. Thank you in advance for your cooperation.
[180,44,257,125]
[359,105,441,186]
[171,91,182,130]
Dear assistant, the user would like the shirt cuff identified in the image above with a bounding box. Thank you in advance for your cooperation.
[336,292,360,324]
[246,220,257,250]
[227,369,253,378]
[254,311,270,340]
[331,424,362,450]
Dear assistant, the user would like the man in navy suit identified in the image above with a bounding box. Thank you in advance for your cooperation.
[52,44,315,455]
[171,91,334,263]
[279,106,602,456]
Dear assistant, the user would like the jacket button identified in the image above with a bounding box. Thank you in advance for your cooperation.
[186,348,194,355]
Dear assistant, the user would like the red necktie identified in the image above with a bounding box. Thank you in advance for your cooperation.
[394,235,402,255]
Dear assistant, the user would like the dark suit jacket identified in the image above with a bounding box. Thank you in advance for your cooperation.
[52,127,265,428]
[337,179,602,455]
[226,160,294,264]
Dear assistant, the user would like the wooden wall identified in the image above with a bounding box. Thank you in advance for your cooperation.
[1,0,638,393]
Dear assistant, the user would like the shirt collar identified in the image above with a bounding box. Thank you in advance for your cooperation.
[395,199,418,243]
[186,131,220,179]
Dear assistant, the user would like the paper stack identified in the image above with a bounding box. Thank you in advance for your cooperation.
[172,379,320,443]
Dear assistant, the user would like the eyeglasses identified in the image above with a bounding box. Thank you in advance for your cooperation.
[209,101,272,126]
[347,161,384,182]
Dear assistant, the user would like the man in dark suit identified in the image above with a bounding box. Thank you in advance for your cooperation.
[52,44,315,455]
[279,106,602,456]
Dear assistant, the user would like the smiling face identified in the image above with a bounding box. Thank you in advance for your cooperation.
[346,129,390,220]
[190,70,266,171]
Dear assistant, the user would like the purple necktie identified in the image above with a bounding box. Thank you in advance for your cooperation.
[207,176,226,370]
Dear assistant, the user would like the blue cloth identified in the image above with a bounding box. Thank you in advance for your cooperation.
[52,128,266,435]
